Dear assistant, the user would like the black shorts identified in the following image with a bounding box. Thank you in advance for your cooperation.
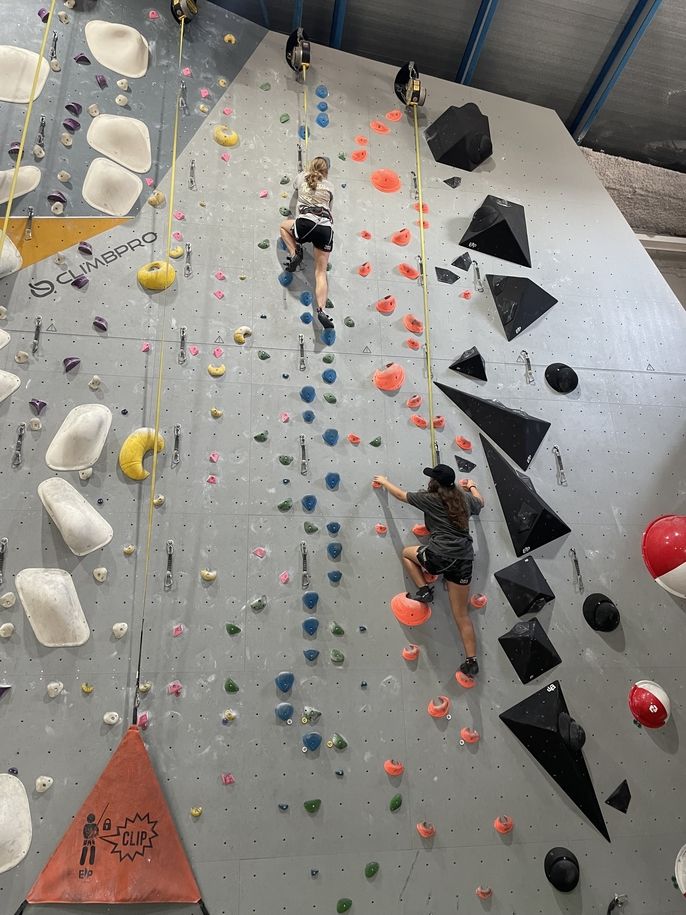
[294,218,334,252]
[417,545,472,585]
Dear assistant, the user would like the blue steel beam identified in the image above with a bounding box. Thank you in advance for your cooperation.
[329,0,348,49]
[569,0,663,142]
[456,0,501,85]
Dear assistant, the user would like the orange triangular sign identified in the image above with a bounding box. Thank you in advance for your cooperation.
[27,726,201,905]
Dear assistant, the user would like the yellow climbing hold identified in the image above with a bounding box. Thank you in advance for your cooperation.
[234,325,252,345]
[190,806,203,818]
[224,33,236,43]
[218,77,228,88]
[152,494,165,507]
[118,428,166,481]
[210,406,224,418]
[199,103,209,114]
[200,569,217,582]
[137,261,176,291]
[169,245,184,259]
[208,364,226,378]
[213,125,239,147]
[147,190,166,208]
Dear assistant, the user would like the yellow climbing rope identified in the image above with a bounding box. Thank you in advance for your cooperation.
[411,104,438,466]
[301,61,310,157]
[0,0,56,254]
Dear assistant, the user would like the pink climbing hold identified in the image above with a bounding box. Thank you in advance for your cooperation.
[223,107,233,115]
[148,9,160,19]
[213,346,224,358]
[173,210,185,220]
[220,152,230,162]
[432,415,446,429]
[259,189,268,198]
[172,623,185,637]
[172,231,183,241]
[138,711,150,729]
[460,290,473,300]
[141,342,151,352]
[279,412,290,423]
[189,345,200,356]
[200,88,210,98]
[145,177,155,186]
[209,451,220,463]
[221,772,236,785]
[279,571,290,584]
[206,475,218,484]
[167,680,183,696]
[213,290,225,300]
[215,270,226,280]
[182,67,192,77]
[252,547,267,558]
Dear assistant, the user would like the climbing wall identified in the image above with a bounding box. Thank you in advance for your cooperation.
[1,2,686,914]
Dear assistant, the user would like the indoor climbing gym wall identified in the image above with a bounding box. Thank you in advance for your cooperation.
[1,1,686,914]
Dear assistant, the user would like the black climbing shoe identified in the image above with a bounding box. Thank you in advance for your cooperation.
[285,244,303,273]
[408,585,434,604]
[317,309,334,330]
[459,657,479,678]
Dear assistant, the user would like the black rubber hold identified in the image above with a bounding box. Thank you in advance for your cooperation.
[444,176,462,188]
[460,195,531,268]
[498,618,561,683]
[455,456,477,473]
[605,779,631,813]
[435,266,459,284]
[494,556,555,617]
[449,346,487,381]
[487,274,558,340]
[452,252,472,271]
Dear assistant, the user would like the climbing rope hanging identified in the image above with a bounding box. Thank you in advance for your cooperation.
[285,27,311,165]
[0,0,56,255]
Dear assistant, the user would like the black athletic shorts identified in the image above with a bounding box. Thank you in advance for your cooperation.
[417,545,473,585]
[294,217,334,252]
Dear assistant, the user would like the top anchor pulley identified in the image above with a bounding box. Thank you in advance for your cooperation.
[394,61,426,107]
[170,0,199,24]
[285,28,311,73]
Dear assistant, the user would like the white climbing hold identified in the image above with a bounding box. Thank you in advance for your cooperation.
[0,773,32,874]
[93,567,108,582]
[28,418,41,431]
[50,59,62,72]
[32,145,45,160]
[16,568,90,647]
[88,375,102,390]
[14,351,29,364]
[78,467,93,480]
[45,404,112,472]
[112,622,128,639]
[51,201,64,216]
[87,103,100,117]
[60,132,72,147]
[152,494,165,507]
[103,711,120,726]
[0,592,16,608]
[46,681,64,698]
[115,94,128,107]
[35,775,53,793]
[0,622,14,638]
[116,78,129,91]
[122,544,135,556]
[57,170,71,183]
[57,10,70,23]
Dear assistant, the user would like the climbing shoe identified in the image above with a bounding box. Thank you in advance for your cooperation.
[459,657,479,678]
[407,585,434,604]
[285,244,303,273]
[317,308,334,330]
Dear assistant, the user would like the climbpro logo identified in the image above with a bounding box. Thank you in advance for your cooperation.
[28,231,157,298]
[77,808,159,877]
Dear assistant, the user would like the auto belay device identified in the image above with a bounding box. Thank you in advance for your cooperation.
[170,0,199,23]
[286,28,311,73]
[394,61,426,107]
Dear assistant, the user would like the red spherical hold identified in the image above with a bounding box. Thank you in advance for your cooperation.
[628,679,670,728]
[642,514,686,598]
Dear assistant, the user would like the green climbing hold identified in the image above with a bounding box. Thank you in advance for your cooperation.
[304,521,319,534]
[329,732,348,749]
[365,862,379,879]
[278,498,293,512]
[260,82,271,90]
[280,175,290,184]
[279,114,290,123]
[224,678,239,693]
[344,316,355,328]
[338,152,346,160]
[326,298,334,307]
[279,455,294,465]
[304,798,321,813]
[324,393,337,404]
[330,621,344,636]
[322,353,335,364]
[279,207,292,217]
[369,436,382,447]
[249,595,267,611]
[330,649,345,664]
[225,623,241,636]
[258,239,270,249]
[336,900,352,914]
[326,263,332,272]
[258,350,271,360]
[254,430,268,442]
[389,793,402,812]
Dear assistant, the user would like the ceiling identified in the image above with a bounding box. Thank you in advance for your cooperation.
[214,0,686,173]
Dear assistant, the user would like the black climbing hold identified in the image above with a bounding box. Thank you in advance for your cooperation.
[545,362,579,394]
[360,681,367,689]
[335,769,344,777]
[358,625,367,633]
[494,556,555,617]
[582,593,620,632]
[435,382,550,469]
[278,803,289,811]
[544,847,580,892]
[449,346,487,381]
[487,274,558,340]
[452,252,472,271]
[121,409,128,415]
[481,435,571,556]
[605,779,631,813]
[435,266,459,284]
[498,618,561,683]
[455,456,477,473]
[501,681,609,841]
[443,176,462,189]
[311,868,319,877]
[426,103,492,171]
[460,195,531,268]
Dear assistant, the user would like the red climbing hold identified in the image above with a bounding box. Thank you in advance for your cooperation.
[385,109,403,122]
[412,201,429,213]
[351,149,368,162]
[375,523,388,535]
[391,227,412,246]
[360,230,372,239]
[371,480,382,489]
[416,821,436,839]
[493,815,514,835]
[347,433,361,445]
[470,593,488,608]
[358,262,372,277]
[455,435,472,451]
[427,695,451,718]
[415,219,430,229]
[476,886,493,900]
[412,524,429,537]
[461,727,480,744]
[455,670,477,689]
[384,759,405,776]
[375,295,397,315]
[406,394,423,409]
[460,290,473,299]
[371,169,401,193]
[432,415,446,429]
[355,134,368,145]
[403,314,424,334]
[410,414,428,429]
[370,120,390,134]
[406,338,421,351]
[373,362,405,392]
[390,593,432,626]
[402,644,420,662]
[398,263,420,279]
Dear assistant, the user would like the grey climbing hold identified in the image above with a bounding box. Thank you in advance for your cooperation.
[258,350,271,360]
[249,595,267,611]
[280,175,290,184]
[344,316,355,327]
[304,521,319,534]
[254,430,269,442]
[279,207,292,217]
[279,455,294,465]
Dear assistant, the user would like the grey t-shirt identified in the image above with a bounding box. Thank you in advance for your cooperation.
[294,172,334,224]
[406,489,482,560]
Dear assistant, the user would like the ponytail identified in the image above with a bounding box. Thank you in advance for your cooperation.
[305,156,329,192]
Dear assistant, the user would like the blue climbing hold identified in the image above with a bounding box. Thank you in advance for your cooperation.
[317,101,328,112]
[302,617,319,636]
[321,328,336,347]
[316,113,329,128]
[322,428,339,446]
[300,312,313,325]
[325,472,340,491]
[302,410,315,424]
[300,386,316,403]
[327,542,343,560]
[275,671,295,693]
[278,271,294,287]
[315,84,328,98]
[328,570,343,583]
[327,522,341,535]
[322,369,337,384]
[300,291,313,306]
[298,124,309,140]
[302,494,317,513]
[303,648,320,661]
[303,591,319,610]
[278,238,287,251]
[275,702,294,721]
[303,732,322,752]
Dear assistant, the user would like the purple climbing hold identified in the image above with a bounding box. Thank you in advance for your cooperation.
[74,52,91,64]
[8,141,21,157]
[29,398,47,415]
[63,356,80,373]
[78,241,93,256]
[65,101,83,117]
[62,118,81,133]
[95,74,108,89]
[37,8,49,22]
[47,191,67,205]
[71,275,88,289]
[92,316,108,332]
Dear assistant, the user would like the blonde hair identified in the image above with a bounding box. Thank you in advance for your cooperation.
[305,157,329,191]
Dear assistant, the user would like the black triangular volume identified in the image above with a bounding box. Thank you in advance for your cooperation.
[435,382,549,469]
[481,435,571,556]
[500,681,610,841]
[452,252,472,271]
[494,556,555,617]
[498,618,561,683]
[459,195,531,268]
[605,780,631,814]
[486,275,558,340]
[435,267,459,284]
[455,456,476,473]
[449,346,487,382]
[444,176,462,189]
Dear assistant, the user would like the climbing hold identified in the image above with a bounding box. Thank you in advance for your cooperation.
[390,593,432,626]
[410,414,428,429]
[375,295,397,315]
[279,570,290,584]
[316,113,329,128]
[137,261,176,291]
[399,263,420,279]
[278,497,293,513]
[428,696,451,718]
[432,415,446,429]
[403,314,424,334]
[279,113,290,123]
[358,262,371,277]
[302,494,317,512]
[304,521,319,534]
[347,433,361,445]
[234,325,252,344]
[302,732,322,752]
[315,85,328,98]
[304,798,322,812]
[322,429,339,446]
[325,472,340,490]
[302,617,319,636]
[103,711,120,726]
[300,385,316,403]
[118,428,165,481]
[629,680,670,728]
[330,648,345,663]
[278,803,289,811]
[278,272,294,286]
[389,793,403,811]
[324,393,337,404]
[47,681,64,698]
[63,356,80,373]
[81,682,95,695]
[391,227,412,246]
[275,702,294,722]
[303,592,319,609]
[402,644,420,662]
[225,623,241,635]
[210,407,223,418]
[373,363,405,392]
[370,119,390,134]
[371,169,401,192]
[351,149,368,162]
[455,435,472,451]
[336,899,352,913]
[321,328,336,346]
[375,523,388,535]
[275,671,295,693]
[301,312,314,325]
[35,775,53,794]
[343,316,355,328]
[475,886,493,899]
[416,821,436,838]
[369,436,382,447]
[470,593,488,608]
[207,363,225,377]
[254,430,269,442]
[327,732,347,749]
[493,815,514,835]
[406,394,423,409]
[328,570,342,583]
[190,806,203,818]
[222,708,237,723]
[224,678,239,693]
[327,522,341,534]
[303,649,320,661]
[279,455,294,466]
[213,125,239,147]
[318,101,328,111]
[322,353,335,365]
[330,620,344,635]
[0,622,15,638]
[460,727,480,744]
[365,861,380,879]
[258,350,270,360]
[386,109,403,121]
[200,569,217,582]
[327,543,343,560]
[455,670,477,689]
[322,369,337,384]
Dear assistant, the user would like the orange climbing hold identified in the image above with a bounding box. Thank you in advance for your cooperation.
[410,414,428,429]
[432,415,446,429]
[385,109,403,121]
[493,815,514,835]
[460,727,480,744]
[355,134,368,145]
[428,695,451,718]
[375,523,388,535]
[347,433,361,445]
[373,362,405,392]
[391,227,412,246]
[375,295,397,315]
[399,263,420,279]
[406,338,421,351]
[403,314,424,334]
[460,290,473,300]
[476,887,493,900]
[415,219,430,229]
[360,230,372,239]
[455,670,477,689]
[416,821,436,839]
[371,169,401,192]
[371,480,382,489]
[402,644,420,662]
[384,759,405,777]
[470,593,488,608]
[412,201,429,213]
[358,261,372,277]
[412,524,429,537]
[370,120,390,134]
[390,592,432,626]
[351,149,368,162]
[406,394,423,409]
[455,435,472,451]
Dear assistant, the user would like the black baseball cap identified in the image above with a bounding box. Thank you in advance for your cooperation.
[423,464,455,487]
[583,593,620,632]
[544,847,579,892]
